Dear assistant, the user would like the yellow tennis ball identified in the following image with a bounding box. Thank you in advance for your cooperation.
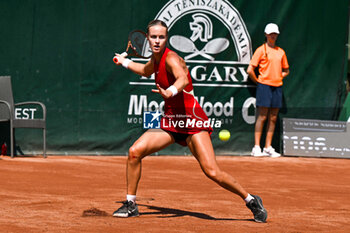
[219,129,230,141]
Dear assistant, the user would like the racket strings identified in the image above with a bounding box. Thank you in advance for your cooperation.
[129,31,150,57]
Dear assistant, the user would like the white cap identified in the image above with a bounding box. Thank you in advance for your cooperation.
[264,23,280,34]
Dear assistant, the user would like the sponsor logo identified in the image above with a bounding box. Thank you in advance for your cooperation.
[143,111,162,129]
[128,95,233,117]
[128,94,256,126]
[162,117,222,129]
[143,111,222,129]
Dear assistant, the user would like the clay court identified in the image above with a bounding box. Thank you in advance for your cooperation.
[0,155,349,232]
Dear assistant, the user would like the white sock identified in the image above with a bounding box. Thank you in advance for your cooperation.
[244,194,254,203]
[126,194,136,203]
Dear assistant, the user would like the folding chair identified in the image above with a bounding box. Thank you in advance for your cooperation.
[0,76,46,158]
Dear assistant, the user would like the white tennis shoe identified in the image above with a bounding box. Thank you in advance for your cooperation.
[251,145,264,157]
[262,146,281,157]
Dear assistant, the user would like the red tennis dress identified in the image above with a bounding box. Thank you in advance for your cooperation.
[154,48,213,145]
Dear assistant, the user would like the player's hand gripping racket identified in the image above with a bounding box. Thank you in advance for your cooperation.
[113,30,151,63]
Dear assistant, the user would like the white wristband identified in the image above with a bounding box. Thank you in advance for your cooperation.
[122,58,132,69]
[167,85,178,97]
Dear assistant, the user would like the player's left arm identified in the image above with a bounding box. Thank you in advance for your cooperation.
[282,68,289,78]
[281,50,289,79]
[152,52,189,99]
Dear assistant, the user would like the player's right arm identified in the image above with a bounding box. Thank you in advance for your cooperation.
[247,46,263,84]
[114,54,155,77]
[247,64,259,84]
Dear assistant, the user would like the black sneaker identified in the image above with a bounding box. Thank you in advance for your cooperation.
[113,201,139,217]
[246,195,267,223]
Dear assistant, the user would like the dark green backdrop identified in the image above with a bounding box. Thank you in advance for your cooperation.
[0,0,348,155]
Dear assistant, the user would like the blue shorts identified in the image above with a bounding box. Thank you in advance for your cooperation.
[256,83,282,108]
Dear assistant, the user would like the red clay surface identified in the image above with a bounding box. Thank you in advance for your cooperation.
[0,155,349,232]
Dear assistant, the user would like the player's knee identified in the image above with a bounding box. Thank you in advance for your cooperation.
[269,114,278,123]
[128,145,143,162]
[258,115,267,122]
[204,167,220,181]
[206,170,227,186]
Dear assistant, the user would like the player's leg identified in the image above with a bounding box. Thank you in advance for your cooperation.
[265,107,279,148]
[127,129,174,195]
[262,85,282,157]
[262,107,280,157]
[113,129,174,218]
[186,131,247,198]
[252,107,268,156]
[186,131,267,222]
[254,107,269,146]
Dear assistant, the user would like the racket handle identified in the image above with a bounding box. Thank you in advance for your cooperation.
[113,52,128,63]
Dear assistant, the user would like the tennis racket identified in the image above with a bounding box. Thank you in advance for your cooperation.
[113,30,152,63]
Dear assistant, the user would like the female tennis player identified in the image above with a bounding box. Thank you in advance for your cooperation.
[113,19,267,223]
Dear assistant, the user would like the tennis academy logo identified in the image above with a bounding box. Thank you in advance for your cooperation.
[156,0,251,64]
[127,0,256,126]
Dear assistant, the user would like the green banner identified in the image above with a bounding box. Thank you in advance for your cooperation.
[0,0,348,155]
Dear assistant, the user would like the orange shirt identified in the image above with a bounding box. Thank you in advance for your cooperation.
[250,44,289,87]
